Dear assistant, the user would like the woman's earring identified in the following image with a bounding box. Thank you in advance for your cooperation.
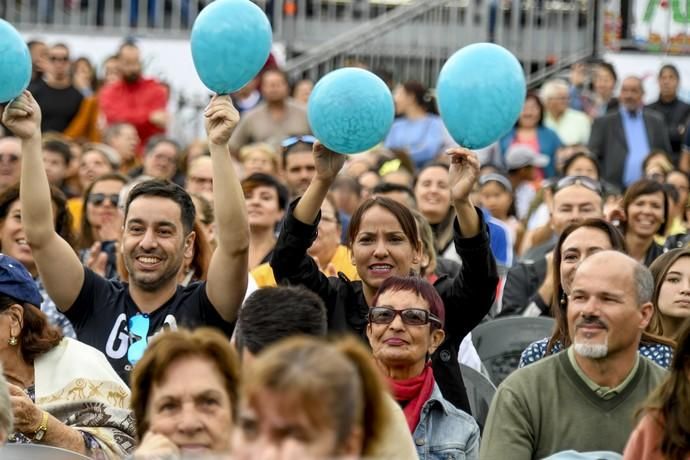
[8,335,18,346]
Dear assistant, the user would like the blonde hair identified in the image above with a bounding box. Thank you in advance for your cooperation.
[242,335,388,457]
[238,143,279,171]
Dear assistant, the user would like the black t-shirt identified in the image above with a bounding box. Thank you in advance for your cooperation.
[65,267,236,382]
[28,79,83,133]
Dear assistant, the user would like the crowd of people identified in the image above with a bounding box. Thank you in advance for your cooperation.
[0,36,689,460]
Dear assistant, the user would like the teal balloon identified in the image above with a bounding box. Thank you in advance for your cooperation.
[191,0,272,94]
[0,19,31,103]
[437,43,526,149]
[308,68,394,154]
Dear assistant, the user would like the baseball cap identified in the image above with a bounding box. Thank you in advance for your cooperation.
[0,254,42,306]
[505,145,550,171]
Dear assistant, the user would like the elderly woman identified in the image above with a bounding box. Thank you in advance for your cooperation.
[130,328,241,458]
[367,276,480,459]
[0,254,135,457]
[234,335,394,459]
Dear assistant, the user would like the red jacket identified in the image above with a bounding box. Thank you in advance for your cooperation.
[99,78,168,149]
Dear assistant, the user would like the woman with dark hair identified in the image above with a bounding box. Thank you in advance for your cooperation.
[242,172,288,270]
[519,218,675,368]
[623,317,690,460]
[617,179,667,266]
[0,254,135,457]
[0,184,76,338]
[131,328,240,458]
[78,173,129,280]
[649,248,690,341]
[234,335,395,459]
[499,92,563,178]
[367,276,479,459]
[384,80,449,169]
[271,142,497,414]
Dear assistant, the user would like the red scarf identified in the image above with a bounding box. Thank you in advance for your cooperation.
[387,364,436,432]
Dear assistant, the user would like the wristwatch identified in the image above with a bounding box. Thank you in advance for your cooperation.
[32,411,49,441]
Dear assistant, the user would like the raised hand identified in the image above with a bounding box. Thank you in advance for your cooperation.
[446,147,480,204]
[204,95,240,145]
[1,91,42,140]
[312,141,346,183]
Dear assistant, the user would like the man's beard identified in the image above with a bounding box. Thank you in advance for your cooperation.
[573,338,608,359]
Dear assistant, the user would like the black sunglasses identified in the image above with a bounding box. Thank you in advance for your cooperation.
[553,175,603,195]
[368,306,442,327]
[88,193,120,207]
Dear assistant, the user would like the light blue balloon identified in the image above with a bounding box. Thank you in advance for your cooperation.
[437,43,526,149]
[0,19,32,103]
[191,0,272,94]
[308,68,394,154]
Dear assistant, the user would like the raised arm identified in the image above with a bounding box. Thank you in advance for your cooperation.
[204,95,249,322]
[3,91,84,310]
[293,141,346,225]
[447,148,480,238]
[439,148,498,336]
[270,142,346,310]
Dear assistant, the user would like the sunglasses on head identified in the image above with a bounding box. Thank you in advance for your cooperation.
[127,313,150,366]
[553,175,603,195]
[281,135,317,149]
[88,193,120,207]
[368,306,442,327]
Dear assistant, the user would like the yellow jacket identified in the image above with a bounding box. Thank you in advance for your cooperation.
[251,245,358,287]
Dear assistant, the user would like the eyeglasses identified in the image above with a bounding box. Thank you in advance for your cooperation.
[281,135,317,149]
[127,313,150,365]
[368,306,442,327]
[50,56,69,63]
[553,175,603,195]
[88,193,120,207]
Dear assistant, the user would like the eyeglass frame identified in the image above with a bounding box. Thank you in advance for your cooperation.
[368,306,442,327]
[87,193,121,207]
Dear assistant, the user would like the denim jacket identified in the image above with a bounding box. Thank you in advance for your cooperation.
[412,383,480,460]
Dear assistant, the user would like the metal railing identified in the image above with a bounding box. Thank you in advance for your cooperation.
[2,0,600,87]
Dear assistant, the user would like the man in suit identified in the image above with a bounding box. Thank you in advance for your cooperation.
[589,76,671,189]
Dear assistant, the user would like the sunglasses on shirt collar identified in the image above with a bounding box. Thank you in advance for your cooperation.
[127,313,150,366]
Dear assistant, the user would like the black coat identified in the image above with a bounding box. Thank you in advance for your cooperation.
[271,200,498,414]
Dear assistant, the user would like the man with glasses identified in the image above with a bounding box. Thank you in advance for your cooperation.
[501,176,604,317]
[0,137,21,195]
[28,43,84,134]
[228,69,310,156]
[5,92,249,383]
